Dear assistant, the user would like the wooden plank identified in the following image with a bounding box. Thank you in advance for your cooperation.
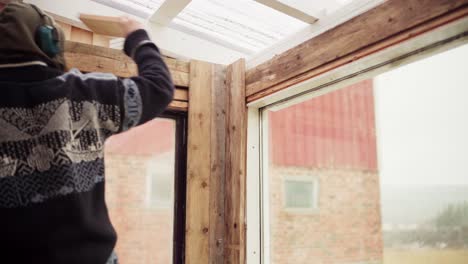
[70,27,93,44]
[246,0,468,101]
[64,41,190,87]
[92,34,110,47]
[56,21,72,40]
[186,60,213,264]
[79,14,125,37]
[149,0,192,26]
[174,88,188,102]
[168,100,188,112]
[225,59,247,264]
[247,5,468,102]
[209,64,227,264]
[254,0,318,24]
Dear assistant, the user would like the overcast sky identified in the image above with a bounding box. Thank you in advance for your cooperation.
[374,43,468,186]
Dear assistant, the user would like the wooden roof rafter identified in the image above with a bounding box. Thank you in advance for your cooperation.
[149,0,192,26]
[254,0,318,24]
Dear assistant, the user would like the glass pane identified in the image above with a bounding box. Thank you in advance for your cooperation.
[263,43,468,263]
[105,118,176,264]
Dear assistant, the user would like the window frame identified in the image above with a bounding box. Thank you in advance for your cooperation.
[245,17,468,264]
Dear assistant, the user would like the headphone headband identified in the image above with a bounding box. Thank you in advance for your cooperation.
[29,4,61,58]
[30,4,54,27]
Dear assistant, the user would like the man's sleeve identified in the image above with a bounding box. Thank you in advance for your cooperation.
[118,29,175,132]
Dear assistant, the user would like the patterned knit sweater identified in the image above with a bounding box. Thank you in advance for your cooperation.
[0,30,174,263]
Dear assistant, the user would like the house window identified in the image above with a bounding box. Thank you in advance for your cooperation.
[147,151,175,209]
[105,113,187,264]
[283,177,319,210]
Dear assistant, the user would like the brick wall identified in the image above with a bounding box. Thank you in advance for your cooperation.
[269,166,383,264]
[105,154,173,264]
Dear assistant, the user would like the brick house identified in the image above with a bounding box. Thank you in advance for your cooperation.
[103,80,382,264]
[267,80,383,263]
[104,119,175,264]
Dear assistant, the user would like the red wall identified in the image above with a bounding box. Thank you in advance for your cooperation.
[269,79,378,171]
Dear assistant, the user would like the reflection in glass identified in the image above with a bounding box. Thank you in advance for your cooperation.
[263,44,468,263]
[105,118,175,264]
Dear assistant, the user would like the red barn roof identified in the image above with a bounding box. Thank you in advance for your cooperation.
[105,118,175,156]
[269,79,377,170]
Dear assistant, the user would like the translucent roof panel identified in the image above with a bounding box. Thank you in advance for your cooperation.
[173,0,310,54]
[92,0,165,18]
[93,0,309,54]
[281,0,356,17]
[93,0,374,55]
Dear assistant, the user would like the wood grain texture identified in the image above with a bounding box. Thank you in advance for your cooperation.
[56,21,72,40]
[79,14,125,37]
[247,5,468,102]
[92,34,110,48]
[186,60,213,264]
[225,59,247,264]
[64,41,190,87]
[174,88,189,102]
[168,100,188,112]
[246,0,468,101]
[209,64,227,264]
[70,27,93,44]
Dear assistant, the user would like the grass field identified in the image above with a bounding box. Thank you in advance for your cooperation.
[384,249,468,264]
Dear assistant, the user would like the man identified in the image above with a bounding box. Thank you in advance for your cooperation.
[0,2,174,263]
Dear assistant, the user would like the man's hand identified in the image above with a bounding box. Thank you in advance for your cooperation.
[118,16,145,37]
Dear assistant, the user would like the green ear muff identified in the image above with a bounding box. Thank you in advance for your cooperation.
[30,4,60,58]
[36,25,60,57]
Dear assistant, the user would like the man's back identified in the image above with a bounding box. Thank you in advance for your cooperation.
[0,3,174,263]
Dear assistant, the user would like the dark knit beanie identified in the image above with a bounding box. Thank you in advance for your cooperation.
[0,2,66,70]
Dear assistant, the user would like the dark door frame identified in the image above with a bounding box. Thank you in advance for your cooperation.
[161,110,187,264]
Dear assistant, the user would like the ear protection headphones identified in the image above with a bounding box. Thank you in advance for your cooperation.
[30,4,61,58]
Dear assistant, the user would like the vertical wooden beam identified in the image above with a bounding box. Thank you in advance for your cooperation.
[209,64,227,263]
[186,61,227,264]
[186,59,247,264]
[225,59,247,264]
[186,60,213,264]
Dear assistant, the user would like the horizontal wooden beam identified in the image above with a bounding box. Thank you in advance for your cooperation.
[254,0,318,24]
[64,41,190,88]
[149,0,192,26]
[167,100,188,112]
[64,41,189,112]
[246,0,468,102]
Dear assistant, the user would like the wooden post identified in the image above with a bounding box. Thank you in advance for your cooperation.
[224,59,247,264]
[185,61,227,264]
[185,59,247,264]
